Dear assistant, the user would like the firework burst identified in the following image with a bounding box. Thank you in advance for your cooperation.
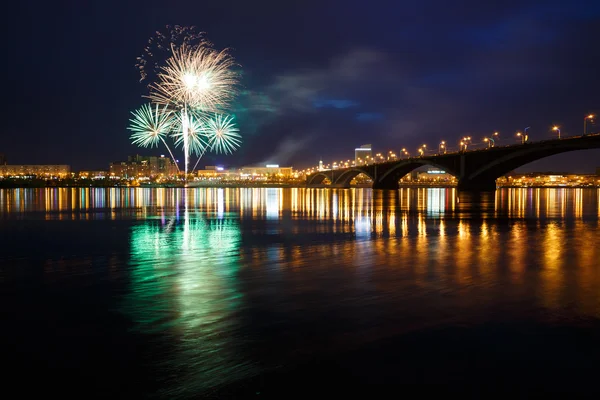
[127,103,180,170]
[131,26,242,179]
[204,114,241,154]
[171,111,209,156]
[136,25,206,83]
[148,43,238,112]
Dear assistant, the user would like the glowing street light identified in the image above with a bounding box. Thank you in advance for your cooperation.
[418,147,424,157]
[552,126,561,139]
[584,114,595,135]
[483,137,494,148]
[524,127,530,142]
[439,141,446,154]
[516,132,525,144]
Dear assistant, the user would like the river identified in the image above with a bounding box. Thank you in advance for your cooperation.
[1,187,599,396]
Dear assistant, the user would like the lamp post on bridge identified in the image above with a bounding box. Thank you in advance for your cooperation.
[460,136,471,152]
[524,127,530,142]
[438,141,446,154]
[402,148,409,158]
[552,126,561,139]
[483,132,498,148]
[584,114,595,136]
[516,132,525,144]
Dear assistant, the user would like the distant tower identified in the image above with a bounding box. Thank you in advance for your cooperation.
[355,144,372,166]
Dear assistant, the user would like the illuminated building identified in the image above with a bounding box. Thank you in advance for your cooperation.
[355,144,372,166]
[109,155,178,179]
[0,164,70,178]
[497,172,600,187]
[78,171,108,179]
[239,165,293,178]
[196,164,294,181]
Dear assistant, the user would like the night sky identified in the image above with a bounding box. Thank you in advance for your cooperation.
[5,0,600,172]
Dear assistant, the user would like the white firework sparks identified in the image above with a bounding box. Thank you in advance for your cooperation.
[128,103,173,148]
[203,114,241,154]
[171,111,209,156]
[131,28,242,179]
[148,43,238,112]
[127,103,180,170]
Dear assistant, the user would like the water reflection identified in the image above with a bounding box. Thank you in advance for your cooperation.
[123,204,250,395]
[2,187,597,222]
[2,187,600,395]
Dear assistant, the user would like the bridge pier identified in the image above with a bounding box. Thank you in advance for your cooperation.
[457,179,497,192]
[330,183,351,188]
[372,180,399,190]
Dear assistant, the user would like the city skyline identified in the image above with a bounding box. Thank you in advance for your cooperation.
[5,0,600,172]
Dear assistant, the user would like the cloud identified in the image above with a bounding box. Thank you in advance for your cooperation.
[356,112,383,122]
[232,3,599,168]
[313,99,359,109]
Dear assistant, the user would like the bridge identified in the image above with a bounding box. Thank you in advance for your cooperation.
[306,134,600,191]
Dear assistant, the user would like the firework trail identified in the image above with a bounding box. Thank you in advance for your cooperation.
[136,25,206,84]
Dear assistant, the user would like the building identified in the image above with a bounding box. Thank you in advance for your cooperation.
[197,166,234,180]
[497,172,599,187]
[239,164,293,179]
[109,155,178,179]
[78,171,108,179]
[0,165,70,178]
[196,164,294,181]
[355,144,372,166]
[596,167,600,176]
[0,154,6,165]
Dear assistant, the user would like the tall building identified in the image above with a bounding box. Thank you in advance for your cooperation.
[110,155,177,179]
[0,154,6,165]
[355,144,372,166]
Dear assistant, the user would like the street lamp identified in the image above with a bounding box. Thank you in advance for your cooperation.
[439,141,446,154]
[418,147,424,157]
[516,132,525,144]
[483,137,495,148]
[461,136,472,151]
[524,127,530,142]
[584,114,595,135]
[552,126,561,139]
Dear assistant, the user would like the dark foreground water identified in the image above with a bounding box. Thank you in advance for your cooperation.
[1,187,600,397]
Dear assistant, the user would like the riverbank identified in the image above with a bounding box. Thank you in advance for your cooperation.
[0,179,598,189]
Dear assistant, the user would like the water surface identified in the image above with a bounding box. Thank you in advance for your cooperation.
[1,187,599,396]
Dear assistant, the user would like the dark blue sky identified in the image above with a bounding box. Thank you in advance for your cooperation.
[4,0,600,172]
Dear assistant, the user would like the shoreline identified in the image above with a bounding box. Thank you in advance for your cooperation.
[0,183,598,189]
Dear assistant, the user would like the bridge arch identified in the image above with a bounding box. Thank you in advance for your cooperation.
[334,168,375,186]
[376,159,460,189]
[306,172,331,185]
[467,143,596,183]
